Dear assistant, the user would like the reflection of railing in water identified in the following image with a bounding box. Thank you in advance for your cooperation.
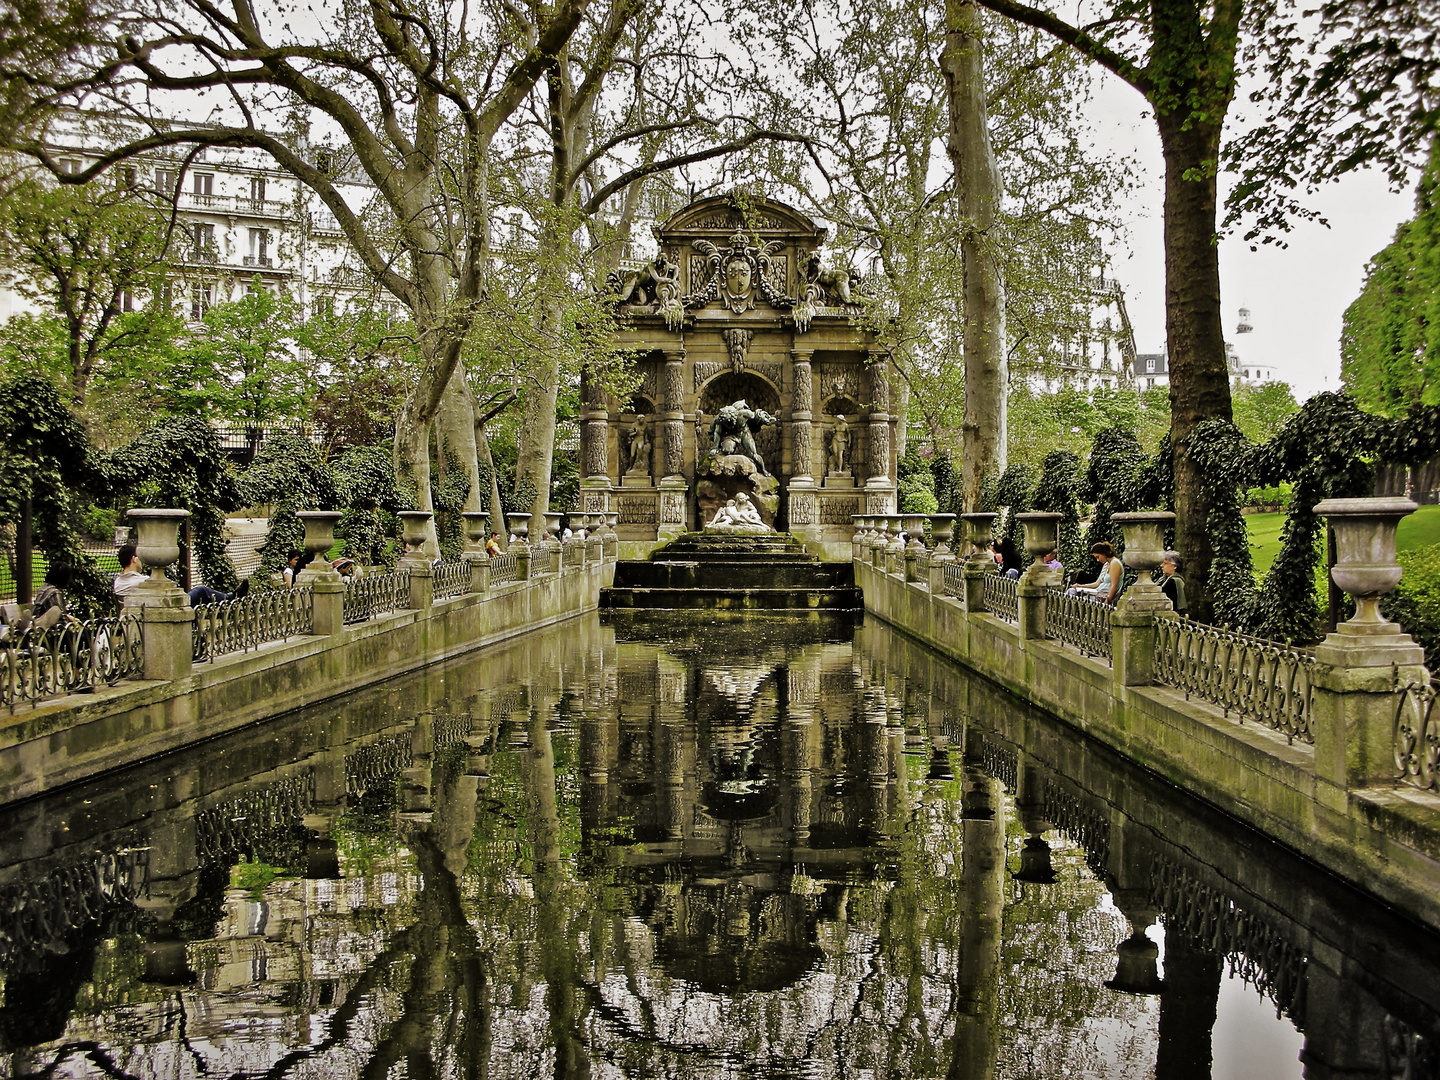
[1393,681,1439,791]
[193,588,314,661]
[971,730,1018,792]
[1148,853,1308,1027]
[0,614,145,712]
[196,771,313,869]
[1039,774,1112,881]
[433,712,473,750]
[0,848,149,973]
[1044,588,1113,663]
[982,574,1018,623]
[1153,617,1315,744]
[345,732,414,796]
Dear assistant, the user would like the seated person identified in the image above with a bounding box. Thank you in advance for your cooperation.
[1066,542,1124,604]
[1159,550,1187,614]
[114,543,248,606]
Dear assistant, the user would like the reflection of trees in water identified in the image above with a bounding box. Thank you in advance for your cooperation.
[4,626,1350,1080]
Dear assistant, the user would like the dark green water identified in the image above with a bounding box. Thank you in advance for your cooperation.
[1,614,1437,1078]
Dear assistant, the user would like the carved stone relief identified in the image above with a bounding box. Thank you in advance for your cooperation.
[664,361,684,411]
[867,491,894,514]
[870,367,889,413]
[723,329,752,372]
[869,420,890,478]
[790,491,817,525]
[814,364,859,403]
[791,420,813,477]
[584,419,608,476]
[793,361,812,410]
[660,491,686,524]
[637,364,657,402]
[617,496,657,524]
[583,492,607,513]
[663,421,684,476]
[820,497,861,524]
[693,360,784,393]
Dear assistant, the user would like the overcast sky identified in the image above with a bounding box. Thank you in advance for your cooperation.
[1087,69,1417,401]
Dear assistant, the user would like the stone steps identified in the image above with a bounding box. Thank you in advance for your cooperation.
[601,530,860,611]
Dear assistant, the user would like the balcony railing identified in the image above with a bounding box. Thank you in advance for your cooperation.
[243,255,273,267]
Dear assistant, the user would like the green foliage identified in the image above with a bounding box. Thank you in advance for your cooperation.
[0,179,175,403]
[1031,450,1085,574]
[229,857,297,899]
[1082,427,1146,553]
[1007,385,1170,469]
[1382,543,1440,669]
[237,431,339,576]
[300,304,415,451]
[897,445,939,514]
[1232,381,1301,444]
[165,283,308,423]
[0,373,109,612]
[103,415,243,590]
[1340,141,1440,415]
[1243,482,1292,511]
[986,463,1038,549]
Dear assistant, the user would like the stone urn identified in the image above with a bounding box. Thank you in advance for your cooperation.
[128,508,189,577]
[1015,512,1062,585]
[604,511,619,535]
[886,515,906,553]
[1012,836,1059,885]
[460,511,489,557]
[928,514,956,555]
[396,510,433,562]
[297,511,344,580]
[126,509,190,604]
[852,515,866,546]
[901,513,928,551]
[960,512,998,567]
[1315,497,1417,630]
[1104,932,1165,995]
[507,512,532,544]
[1112,511,1175,612]
[542,512,564,546]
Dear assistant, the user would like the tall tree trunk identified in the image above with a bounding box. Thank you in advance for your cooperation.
[434,365,484,559]
[514,212,569,528]
[947,764,1003,1079]
[1159,114,1233,622]
[942,0,1008,513]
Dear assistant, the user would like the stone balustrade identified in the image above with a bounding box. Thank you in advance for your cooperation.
[854,496,1440,928]
[1,507,619,723]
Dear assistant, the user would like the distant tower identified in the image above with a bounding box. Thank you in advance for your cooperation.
[1236,306,1253,334]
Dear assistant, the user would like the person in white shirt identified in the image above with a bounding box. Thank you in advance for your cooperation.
[114,543,247,604]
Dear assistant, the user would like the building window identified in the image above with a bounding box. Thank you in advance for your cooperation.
[247,228,271,267]
[120,289,134,312]
[193,223,216,261]
[155,168,179,196]
[57,156,82,175]
[190,284,212,321]
[193,171,214,199]
[1147,378,1155,389]
[1145,357,1155,373]
[250,176,266,204]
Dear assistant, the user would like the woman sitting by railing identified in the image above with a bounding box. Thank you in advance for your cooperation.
[1065,543,1124,605]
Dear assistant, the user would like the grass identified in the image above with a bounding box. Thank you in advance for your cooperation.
[1246,503,1440,577]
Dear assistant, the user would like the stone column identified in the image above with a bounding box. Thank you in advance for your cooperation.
[960,512,998,613]
[788,348,819,539]
[579,365,613,523]
[657,348,689,540]
[1017,579,1047,641]
[864,355,896,514]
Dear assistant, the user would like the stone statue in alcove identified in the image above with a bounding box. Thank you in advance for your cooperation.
[625,415,652,477]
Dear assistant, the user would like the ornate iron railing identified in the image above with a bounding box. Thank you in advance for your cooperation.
[343,569,410,624]
[1148,853,1308,1026]
[982,573,1018,623]
[489,551,519,584]
[1153,617,1315,744]
[563,539,586,569]
[345,731,414,795]
[942,560,964,598]
[0,614,146,711]
[0,847,149,974]
[433,559,469,599]
[193,587,314,661]
[530,545,556,576]
[1393,680,1438,791]
[1045,588,1113,663]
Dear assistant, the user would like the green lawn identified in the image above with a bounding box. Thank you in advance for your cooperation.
[1246,503,1440,577]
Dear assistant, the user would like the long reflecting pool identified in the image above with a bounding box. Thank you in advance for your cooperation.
[2,614,1439,1078]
